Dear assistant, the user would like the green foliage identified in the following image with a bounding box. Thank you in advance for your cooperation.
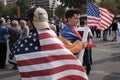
[115,0,120,14]
[59,0,120,15]
[55,5,65,19]
[59,0,86,14]
[2,2,17,19]
[99,0,120,15]
[59,0,86,8]
[0,1,5,17]
[16,0,30,18]
[0,0,30,19]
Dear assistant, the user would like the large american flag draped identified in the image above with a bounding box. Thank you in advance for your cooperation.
[11,29,88,80]
[87,2,115,30]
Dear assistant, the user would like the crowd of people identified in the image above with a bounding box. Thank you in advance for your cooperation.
[0,18,29,69]
[0,6,120,80]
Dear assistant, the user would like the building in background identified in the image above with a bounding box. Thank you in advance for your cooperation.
[30,0,58,18]
[1,0,59,19]
[2,0,16,6]
[95,0,101,3]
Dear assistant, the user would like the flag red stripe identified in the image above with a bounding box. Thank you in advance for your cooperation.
[87,17,99,20]
[100,8,114,17]
[100,12,113,25]
[17,54,76,66]
[39,32,57,39]
[87,22,100,25]
[101,15,113,24]
[87,17,100,27]
[99,7,114,30]
[87,21,99,24]
[96,27,104,30]
[101,15,111,25]
[101,22,109,28]
[100,9,113,20]
[58,75,86,80]
[20,64,85,77]
[41,43,65,51]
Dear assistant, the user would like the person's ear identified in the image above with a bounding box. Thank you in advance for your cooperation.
[68,18,71,21]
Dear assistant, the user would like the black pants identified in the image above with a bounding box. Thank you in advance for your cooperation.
[8,45,17,69]
[95,30,101,38]
[0,43,7,68]
[83,48,92,75]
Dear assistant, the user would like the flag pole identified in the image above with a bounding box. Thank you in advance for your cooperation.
[78,0,89,63]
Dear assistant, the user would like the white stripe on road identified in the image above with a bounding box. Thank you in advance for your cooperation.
[93,48,120,53]
[91,71,120,77]
[0,70,20,80]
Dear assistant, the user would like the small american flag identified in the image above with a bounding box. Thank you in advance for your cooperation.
[87,2,115,30]
[12,29,88,80]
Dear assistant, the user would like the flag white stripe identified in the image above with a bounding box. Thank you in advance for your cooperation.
[19,60,82,72]
[15,49,72,61]
[22,70,88,80]
[99,7,115,30]
[87,16,100,19]
[101,16,112,24]
[40,38,63,45]
[101,12,113,20]
[87,16,100,27]
[38,29,56,36]
[101,20,110,26]
[100,8,114,17]
[88,24,100,27]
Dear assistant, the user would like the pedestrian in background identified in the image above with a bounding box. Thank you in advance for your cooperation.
[90,26,95,37]
[95,27,101,38]
[0,18,8,69]
[20,20,29,38]
[49,18,57,33]
[8,20,21,69]
[103,28,109,41]
[117,19,120,36]
[111,19,118,41]
[77,20,93,75]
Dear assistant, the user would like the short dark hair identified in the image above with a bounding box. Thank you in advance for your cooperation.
[65,9,80,20]
[80,20,86,26]
[27,6,37,29]
[0,19,3,24]
[27,7,37,21]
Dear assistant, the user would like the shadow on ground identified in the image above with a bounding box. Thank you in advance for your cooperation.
[103,73,120,80]
[0,70,19,79]
[93,55,120,65]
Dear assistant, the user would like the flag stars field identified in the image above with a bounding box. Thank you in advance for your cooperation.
[25,40,28,43]
[25,47,29,51]
[33,38,36,42]
[20,44,23,47]
[35,46,39,50]
[30,43,33,46]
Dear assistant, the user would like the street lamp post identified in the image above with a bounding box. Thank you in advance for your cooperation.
[16,0,21,19]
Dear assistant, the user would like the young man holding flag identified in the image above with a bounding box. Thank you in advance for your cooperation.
[59,9,87,54]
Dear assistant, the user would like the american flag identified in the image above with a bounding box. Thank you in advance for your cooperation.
[12,29,88,80]
[87,2,115,30]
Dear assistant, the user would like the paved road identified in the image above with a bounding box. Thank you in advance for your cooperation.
[88,36,120,80]
[0,36,120,80]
